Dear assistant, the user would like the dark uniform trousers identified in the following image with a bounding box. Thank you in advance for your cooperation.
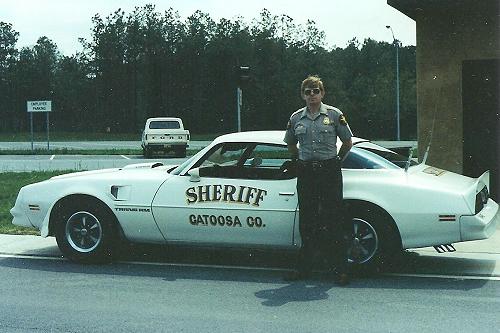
[295,157,350,274]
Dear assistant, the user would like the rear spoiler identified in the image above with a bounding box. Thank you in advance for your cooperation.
[464,170,490,213]
[478,170,490,191]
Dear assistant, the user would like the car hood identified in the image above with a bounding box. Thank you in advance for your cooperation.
[50,162,175,180]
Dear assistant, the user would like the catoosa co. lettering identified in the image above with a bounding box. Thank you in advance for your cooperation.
[188,214,266,228]
[186,184,267,207]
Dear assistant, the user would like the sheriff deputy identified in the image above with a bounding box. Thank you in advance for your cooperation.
[283,75,353,285]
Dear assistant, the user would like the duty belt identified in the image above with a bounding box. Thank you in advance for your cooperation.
[297,157,340,171]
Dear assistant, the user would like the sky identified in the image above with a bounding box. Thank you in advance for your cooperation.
[2,0,416,56]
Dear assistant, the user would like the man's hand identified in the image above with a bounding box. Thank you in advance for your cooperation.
[287,144,299,160]
[338,138,353,161]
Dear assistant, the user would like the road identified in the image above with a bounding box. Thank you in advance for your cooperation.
[0,154,186,172]
[0,140,212,151]
[0,140,417,172]
[0,140,416,151]
[0,141,205,172]
[0,230,499,332]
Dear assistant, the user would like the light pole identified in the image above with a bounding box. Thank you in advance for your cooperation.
[236,66,250,132]
[386,25,400,141]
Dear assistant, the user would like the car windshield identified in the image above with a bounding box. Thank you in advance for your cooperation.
[170,152,202,175]
[344,142,418,169]
[149,121,180,129]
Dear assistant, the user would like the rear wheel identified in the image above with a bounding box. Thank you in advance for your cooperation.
[175,146,187,158]
[345,203,401,273]
[55,199,118,264]
[143,147,152,158]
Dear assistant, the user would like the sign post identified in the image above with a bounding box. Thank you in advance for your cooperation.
[27,101,52,151]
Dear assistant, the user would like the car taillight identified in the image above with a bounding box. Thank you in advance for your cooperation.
[475,185,489,213]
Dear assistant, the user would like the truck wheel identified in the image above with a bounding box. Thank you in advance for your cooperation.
[176,147,187,158]
[143,147,152,158]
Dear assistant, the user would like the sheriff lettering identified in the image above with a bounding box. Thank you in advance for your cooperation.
[186,184,268,207]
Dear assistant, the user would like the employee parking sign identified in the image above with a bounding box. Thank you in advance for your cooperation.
[26,100,52,150]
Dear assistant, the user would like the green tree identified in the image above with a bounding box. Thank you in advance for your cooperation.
[0,22,19,131]
[0,7,417,140]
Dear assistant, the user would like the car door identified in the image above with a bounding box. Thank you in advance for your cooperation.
[151,143,298,248]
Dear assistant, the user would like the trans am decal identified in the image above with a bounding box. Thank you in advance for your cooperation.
[186,184,268,207]
[423,167,447,176]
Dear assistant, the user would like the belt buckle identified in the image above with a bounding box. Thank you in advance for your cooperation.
[311,161,321,171]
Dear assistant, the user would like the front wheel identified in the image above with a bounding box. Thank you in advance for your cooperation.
[55,200,118,264]
[345,204,401,272]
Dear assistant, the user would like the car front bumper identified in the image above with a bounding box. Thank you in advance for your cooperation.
[10,188,33,228]
[460,198,499,241]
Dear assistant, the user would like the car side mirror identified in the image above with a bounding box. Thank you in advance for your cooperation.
[188,168,201,182]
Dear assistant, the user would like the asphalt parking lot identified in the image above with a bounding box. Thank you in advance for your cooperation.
[1,221,499,278]
[0,140,418,172]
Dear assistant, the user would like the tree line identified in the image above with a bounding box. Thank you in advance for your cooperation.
[0,5,416,139]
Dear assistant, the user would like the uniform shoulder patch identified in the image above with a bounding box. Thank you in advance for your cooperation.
[339,114,348,126]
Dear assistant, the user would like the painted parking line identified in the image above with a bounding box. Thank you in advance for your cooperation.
[384,272,500,281]
[1,253,499,281]
[50,155,55,160]
[0,253,62,261]
[120,155,130,160]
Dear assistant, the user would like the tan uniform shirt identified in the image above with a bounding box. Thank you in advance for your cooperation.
[284,103,352,161]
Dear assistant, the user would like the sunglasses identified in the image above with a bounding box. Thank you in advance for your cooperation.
[303,88,321,96]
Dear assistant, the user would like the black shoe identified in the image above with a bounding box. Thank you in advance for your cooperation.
[283,270,311,282]
[333,273,350,286]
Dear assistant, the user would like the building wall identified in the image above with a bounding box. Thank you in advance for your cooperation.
[413,4,499,172]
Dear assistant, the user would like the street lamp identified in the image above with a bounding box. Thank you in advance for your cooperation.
[386,25,401,141]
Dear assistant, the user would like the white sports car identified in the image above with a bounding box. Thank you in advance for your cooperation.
[11,131,499,270]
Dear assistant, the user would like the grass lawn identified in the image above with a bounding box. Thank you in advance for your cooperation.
[0,171,70,235]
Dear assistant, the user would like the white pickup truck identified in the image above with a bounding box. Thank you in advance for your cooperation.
[141,117,190,157]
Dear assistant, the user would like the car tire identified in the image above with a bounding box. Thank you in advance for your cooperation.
[345,203,401,273]
[54,199,118,264]
[176,146,187,158]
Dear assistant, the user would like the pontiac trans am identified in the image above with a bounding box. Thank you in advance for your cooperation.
[11,131,499,270]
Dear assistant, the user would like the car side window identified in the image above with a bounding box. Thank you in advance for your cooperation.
[342,147,400,169]
[196,143,296,180]
[200,145,245,167]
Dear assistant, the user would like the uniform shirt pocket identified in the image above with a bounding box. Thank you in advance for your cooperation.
[319,125,336,144]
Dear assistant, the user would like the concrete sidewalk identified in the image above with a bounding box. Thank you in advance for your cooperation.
[0,234,61,257]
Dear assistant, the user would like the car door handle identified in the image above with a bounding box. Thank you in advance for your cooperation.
[279,192,295,196]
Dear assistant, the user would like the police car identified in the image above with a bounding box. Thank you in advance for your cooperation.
[11,131,499,270]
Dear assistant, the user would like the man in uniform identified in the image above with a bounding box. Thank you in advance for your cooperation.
[284,75,353,285]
